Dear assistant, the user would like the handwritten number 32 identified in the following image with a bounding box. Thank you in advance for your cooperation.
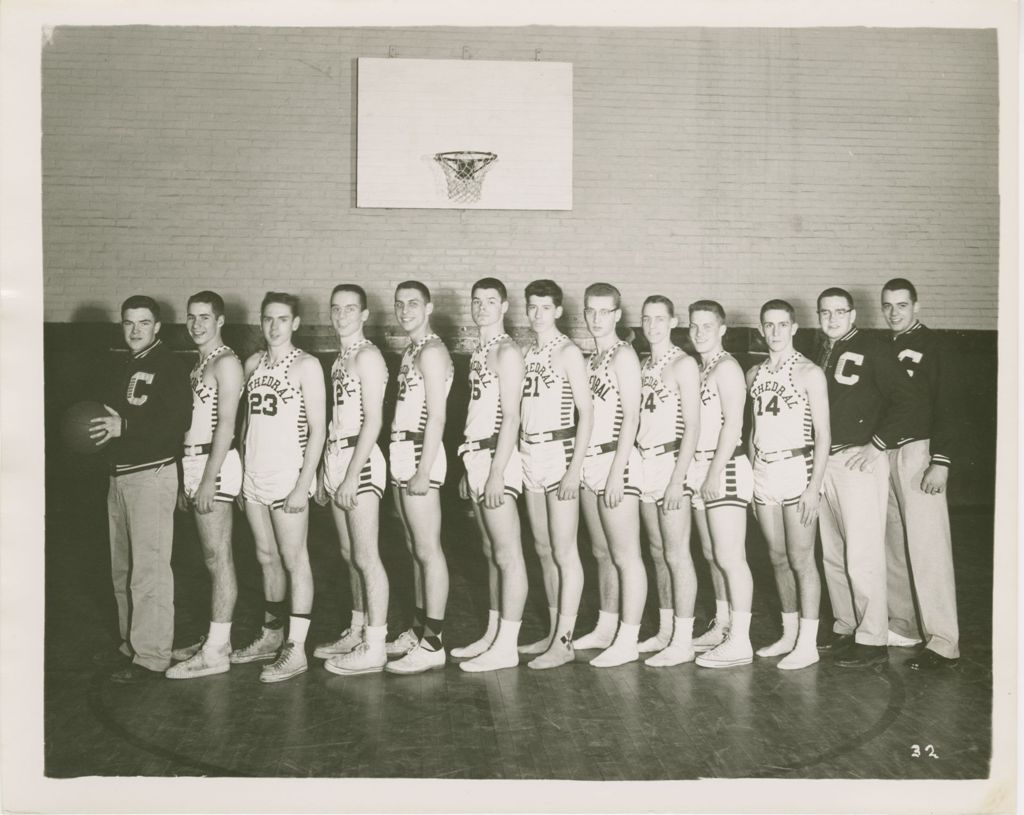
[911,744,939,759]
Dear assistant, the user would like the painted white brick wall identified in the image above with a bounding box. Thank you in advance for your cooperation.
[42,26,998,331]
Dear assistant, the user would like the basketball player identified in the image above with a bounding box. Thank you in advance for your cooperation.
[232,292,326,683]
[636,296,702,667]
[747,299,830,670]
[165,291,244,679]
[452,278,527,673]
[687,301,755,669]
[576,283,647,668]
[385,281,454,675]
[816,287,915,668]
[90,295,191,682]
[880,278,960,670]
[313,284,391,676]
[515,280,593,670]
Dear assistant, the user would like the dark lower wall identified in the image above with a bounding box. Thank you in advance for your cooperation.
[44,323,996,508]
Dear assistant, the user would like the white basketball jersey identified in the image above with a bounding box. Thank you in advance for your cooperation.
[522,334,575,434]
[749,351,813,452]
[185,344,239,447]
[696,350,730,452]
[638,346,686,449]
[588,341,628,446]
[392,334,453,434]
[245,348,307,472]
[464,333,509,442]
[329,339,381,441]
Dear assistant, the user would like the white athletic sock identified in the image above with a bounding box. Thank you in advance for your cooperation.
[729,610,752,643]
[778,618,820,670]
[206,621,232,649]
[616,621,640,646]
[715,600,731,625]
[670,616,695,648]
[795,618,819,648]
[365,625,387,646]
[289,616,311,644]
[558,614,577,645]
[351,609,367,630]
[493,618,523,652]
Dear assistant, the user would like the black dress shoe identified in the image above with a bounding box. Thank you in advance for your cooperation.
[836,644,889,668]
[110,663,164,684]
[816,633,855,655]
[907,649,959,671]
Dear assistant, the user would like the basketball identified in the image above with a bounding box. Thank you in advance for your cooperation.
[60,401,112,455]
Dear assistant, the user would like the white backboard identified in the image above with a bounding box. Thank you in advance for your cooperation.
[357,58,573,210]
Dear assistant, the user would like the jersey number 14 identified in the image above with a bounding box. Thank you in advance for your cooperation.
[754,394,780,416]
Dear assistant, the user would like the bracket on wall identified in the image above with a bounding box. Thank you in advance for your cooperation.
[388,45,398,58]
[462,46,472,59]
[535,48,542,61]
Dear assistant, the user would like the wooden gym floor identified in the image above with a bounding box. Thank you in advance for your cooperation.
[43,456,993,780]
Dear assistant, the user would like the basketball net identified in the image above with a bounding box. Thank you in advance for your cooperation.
[434,151,497,204]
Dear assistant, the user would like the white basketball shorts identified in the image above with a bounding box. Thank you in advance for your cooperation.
[323,442,386,500]
[182,449,242,503]
[753,452,813,507]
[582,446,642,498]
[520,438,575,494]
[462,448,522,503]
[389,440,447,490]
[639,451,693,505]
[686,454,753,510]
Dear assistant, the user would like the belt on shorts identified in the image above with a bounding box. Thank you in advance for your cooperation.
[692,444,745,462]
[391,430,425,443]
[637,439,681,459]
[458,434,499,455]
[586,440,619,456]
[183,443,238,456]
[520,426,577,444]
[755,445,812,464]
[328,434,361,451]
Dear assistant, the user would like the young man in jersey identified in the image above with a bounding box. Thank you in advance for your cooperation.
[312,284,391,676]
[687,300,755,668]
[233,292,326,682]
[515,279,593,670]
[385,280,454,674]
[90,295,192,683]
[747,299,830,670]
[576,283,646,667]
[880,278,960,671]
[636,295,702,666]
[451,278,527,673]
[816,287,916,668]
[165,291,244,679]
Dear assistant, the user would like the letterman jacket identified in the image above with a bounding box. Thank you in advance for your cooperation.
[890,321,954,468]
[818,327,916,453]
[104,339,192,475]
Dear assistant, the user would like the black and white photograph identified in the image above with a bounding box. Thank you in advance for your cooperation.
[0,0,1017,812]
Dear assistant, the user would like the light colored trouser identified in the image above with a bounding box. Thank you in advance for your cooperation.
[819,448,889,646]
[108,464,178,671]
[885,441,960,658]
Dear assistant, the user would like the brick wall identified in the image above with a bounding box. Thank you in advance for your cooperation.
[42,26,998,335]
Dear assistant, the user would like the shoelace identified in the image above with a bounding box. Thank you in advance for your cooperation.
[270,643,295,668]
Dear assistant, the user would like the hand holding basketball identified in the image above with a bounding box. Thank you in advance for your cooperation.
[60,401,118,454]
[89,405,123,445]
